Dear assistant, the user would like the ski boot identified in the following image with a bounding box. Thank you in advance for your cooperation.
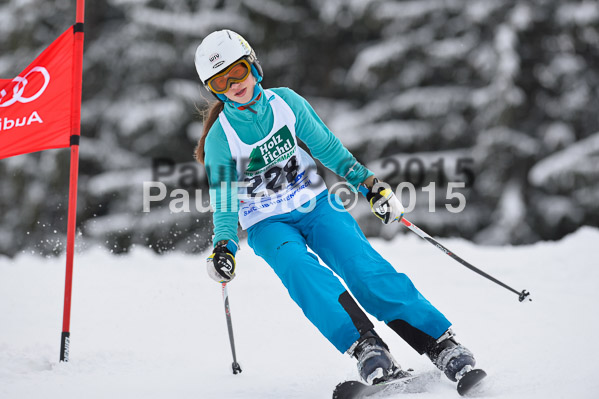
[426,329,476,382]
[348,330,408,385]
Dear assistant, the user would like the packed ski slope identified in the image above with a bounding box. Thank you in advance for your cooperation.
[1,227,598,399]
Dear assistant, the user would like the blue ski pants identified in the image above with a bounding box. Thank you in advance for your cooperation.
[247,191,451,354]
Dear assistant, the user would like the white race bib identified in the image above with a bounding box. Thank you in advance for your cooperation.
[219,90,325,229]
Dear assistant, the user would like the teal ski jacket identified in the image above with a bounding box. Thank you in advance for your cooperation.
[203,86,373,248]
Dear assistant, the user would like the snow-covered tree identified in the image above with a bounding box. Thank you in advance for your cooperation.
[1,0,598,257]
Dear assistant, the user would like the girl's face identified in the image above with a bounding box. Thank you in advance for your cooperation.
[223,75,256,104]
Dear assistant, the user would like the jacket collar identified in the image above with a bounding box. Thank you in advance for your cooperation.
[223,85,269,121]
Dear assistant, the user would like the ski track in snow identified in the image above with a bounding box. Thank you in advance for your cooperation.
[1,227,598,399]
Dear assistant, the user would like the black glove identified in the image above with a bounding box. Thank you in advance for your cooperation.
[365,178,405,224]
[206,240,237,283]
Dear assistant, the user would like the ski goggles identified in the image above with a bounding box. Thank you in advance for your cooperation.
[206,59,251,94]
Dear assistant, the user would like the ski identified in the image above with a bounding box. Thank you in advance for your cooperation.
[457,368,487,396]
[332,371,439,399]
[333,368,487,398]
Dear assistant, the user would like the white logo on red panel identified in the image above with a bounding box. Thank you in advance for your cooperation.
[0,66,50,108]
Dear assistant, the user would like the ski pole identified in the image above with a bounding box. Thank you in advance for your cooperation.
[399,218,531,302]
[222,282,243,374]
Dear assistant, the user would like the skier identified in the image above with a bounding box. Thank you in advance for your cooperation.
[194,29,479,388]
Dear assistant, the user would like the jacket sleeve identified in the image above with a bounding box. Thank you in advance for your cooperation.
[273,87,373,189]
[203,122,240,247]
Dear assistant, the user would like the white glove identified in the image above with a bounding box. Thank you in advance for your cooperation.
[206,240,236,283]
[365,179,405,224]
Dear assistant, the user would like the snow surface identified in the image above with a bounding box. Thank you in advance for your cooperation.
[2,227,599,399]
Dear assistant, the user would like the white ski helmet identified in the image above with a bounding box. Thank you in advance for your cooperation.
[195,30,263,89]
